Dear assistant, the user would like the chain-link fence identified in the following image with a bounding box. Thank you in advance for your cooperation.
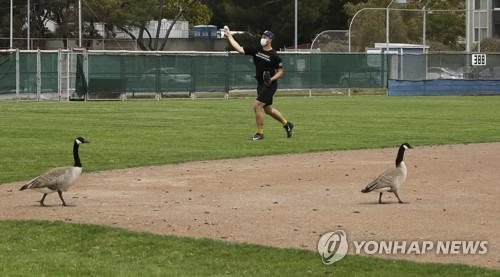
[4,50,500,100]
[0,49,79,101]
[388,52,500,96]
[0,50,390,100]
[389,53,500,81]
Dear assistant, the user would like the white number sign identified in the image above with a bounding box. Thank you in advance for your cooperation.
[472,54,487,66]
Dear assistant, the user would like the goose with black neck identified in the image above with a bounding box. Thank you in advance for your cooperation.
[361,143,413,204]
[20,137,90,206]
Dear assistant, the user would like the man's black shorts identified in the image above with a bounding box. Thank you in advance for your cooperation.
[256,81,278,106]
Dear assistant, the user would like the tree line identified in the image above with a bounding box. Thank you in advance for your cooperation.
[0,0,469,51]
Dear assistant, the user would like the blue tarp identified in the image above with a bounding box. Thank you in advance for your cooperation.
[388,79,500,96]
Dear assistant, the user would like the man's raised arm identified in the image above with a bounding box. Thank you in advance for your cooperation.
[224,26,244,54]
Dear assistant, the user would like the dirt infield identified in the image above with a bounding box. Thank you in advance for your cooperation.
[1,143,499,269]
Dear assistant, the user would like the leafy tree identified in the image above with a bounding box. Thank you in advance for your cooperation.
[45,0,80,48]
[30,0,52,40]
[0,0,96,49]
[344,0,385,52]
[207,0,345,49]
[345,0,466,52]
[83,0,211,51]
[0,0,27,48]
[422,0,465,50]
[476,38,500,52]
[0,0,211,50]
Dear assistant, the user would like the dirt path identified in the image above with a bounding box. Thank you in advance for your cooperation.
[1,143,499,269]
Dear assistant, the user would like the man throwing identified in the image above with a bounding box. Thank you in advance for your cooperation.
[224,26,294,141]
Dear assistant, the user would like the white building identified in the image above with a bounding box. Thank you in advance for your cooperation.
[466,0,500,51]
[98,20,189,39]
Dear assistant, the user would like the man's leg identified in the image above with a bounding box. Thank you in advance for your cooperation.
[254,100,266,135]
[264,105,294,138]
[263,105,287,125]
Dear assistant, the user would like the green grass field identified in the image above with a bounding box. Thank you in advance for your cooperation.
[1,96,500,184]
[1,96,500,276]
[0,220,498,277]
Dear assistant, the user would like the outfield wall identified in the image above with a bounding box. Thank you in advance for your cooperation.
[2,50,500,100]
[0,50,389,100]
[388,79,500,96]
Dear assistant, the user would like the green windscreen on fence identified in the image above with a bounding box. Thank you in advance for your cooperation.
[4,51,500,100]
[229,54,255,90]
[230,53,380,89]
[19,52,37,98]
[229,53,387,90]
[83,52,389,95]
[192,54,228,92]
[2,51,393,99]
[40,52,58,96]
[0,51,58,99]
[309,54,386,88]
[85,53,229,95]
[0,52,16,96]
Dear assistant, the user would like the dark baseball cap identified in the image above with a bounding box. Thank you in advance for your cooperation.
[261,30,275,39]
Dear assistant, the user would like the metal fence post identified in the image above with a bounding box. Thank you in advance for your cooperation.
[84,49,89,101]
[57,49,61,101]
[67,50,71,101]
[190,54,195,99]
[225,51,230,100]
[15,48,19,102]
[120,53,126,101]
[385,54,390,96]
[308,53,312,98]
[37,48,41,101]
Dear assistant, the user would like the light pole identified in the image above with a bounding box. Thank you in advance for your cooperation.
[294,0,298,51]
[79,0,82,48]
[27,0,30,50]
[10,0,13,49]
[385,0,399,52]
[478,11,481,52]
[422,6,427,53]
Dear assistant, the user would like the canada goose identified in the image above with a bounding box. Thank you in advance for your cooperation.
[20,137,90,206]
[361,143,413,204]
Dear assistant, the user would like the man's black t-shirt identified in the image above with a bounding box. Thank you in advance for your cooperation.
[244,46,283,82]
